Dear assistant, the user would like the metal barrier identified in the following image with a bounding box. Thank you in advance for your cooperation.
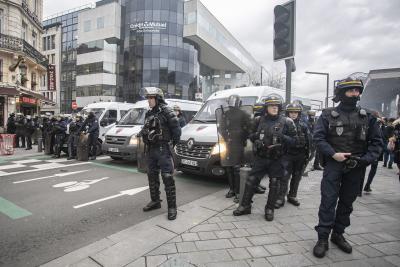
[0,134,16,155]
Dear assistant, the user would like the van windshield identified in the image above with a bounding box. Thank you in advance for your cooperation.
[118,108,147,125]
[82,108,104,119]
[192,96,257,123]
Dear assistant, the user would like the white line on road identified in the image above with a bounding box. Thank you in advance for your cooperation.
[0,162,90,177]
[73,186,149,209]
[13,170,90,184]
[0,164,25,170]
[11,159,42,164]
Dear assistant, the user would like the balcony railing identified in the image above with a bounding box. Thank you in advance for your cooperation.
[21,0,43,28]
[0,33,48,68]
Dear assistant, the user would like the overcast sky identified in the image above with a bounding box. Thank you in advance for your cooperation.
[43,0,400,104]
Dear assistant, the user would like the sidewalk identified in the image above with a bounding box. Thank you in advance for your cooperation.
[42,166,400,267]
[0,145,47,161]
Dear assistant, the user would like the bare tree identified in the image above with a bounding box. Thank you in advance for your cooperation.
[262,67,285,89]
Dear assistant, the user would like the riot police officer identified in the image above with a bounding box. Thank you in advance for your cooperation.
[80,112,99,160]
[53,115,67,158]
[233,94,297,221]
[275,102,311,208]
[139,87,181,220]
[15,113,26,148]
[216,95,252,203]
[312,78,382,258]
[6,113,16,134]
[68,114,84,160]
[24,115,35,150]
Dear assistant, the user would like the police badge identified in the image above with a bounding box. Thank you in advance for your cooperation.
[336,121,344,136]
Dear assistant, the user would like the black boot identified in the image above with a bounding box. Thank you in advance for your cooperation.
[265,178,279,221]
[364,184,372,192]
[331,232,352,254]
[254,185,265,194]
[162,173,177,220]
[233,176,256,216]
[225,167,236,198]
[143,173,162,212]
[288,171,301,206]
[313,239,329,258]
[275,176,287,209]
[287,197,300,206]
[225,189,235,198]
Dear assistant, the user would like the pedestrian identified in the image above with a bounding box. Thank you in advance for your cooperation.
[233,94,297,221]
[15,113,26,148]
[312,78,382,258]
[6,113,16,134]
[276,102,311,208]
[24,115,35,150]
[173,105,187,128]
[139,87,181,220]
[392,121,400,182]
[79,112,99,160]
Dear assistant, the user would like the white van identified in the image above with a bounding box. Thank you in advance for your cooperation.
[102,99,202,160]
[81,102,136,143]
[174,86,288,177]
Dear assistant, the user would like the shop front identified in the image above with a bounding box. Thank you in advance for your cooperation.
[16,95,40,115]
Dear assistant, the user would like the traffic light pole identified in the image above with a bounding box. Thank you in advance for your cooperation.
[285,59,292,105]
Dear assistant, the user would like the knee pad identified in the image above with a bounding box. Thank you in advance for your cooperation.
[161,173,175,187]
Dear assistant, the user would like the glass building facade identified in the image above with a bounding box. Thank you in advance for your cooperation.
[43,7,89,113]
[122,0,200,102]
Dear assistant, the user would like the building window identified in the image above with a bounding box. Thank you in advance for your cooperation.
[31,72,37,90]
[42,36,47,51]
[0,9,3,34]
[84,20,91,32]
[97,17,104,29]
[51,35,55,49]
[22,21,27,41]
[0,59,3,82]
[51,54,55,64]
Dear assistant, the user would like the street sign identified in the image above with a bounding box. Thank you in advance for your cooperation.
[72,101,78,110]
[273,0,296,61]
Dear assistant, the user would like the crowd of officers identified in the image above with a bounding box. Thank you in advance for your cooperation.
[6,112,99,160]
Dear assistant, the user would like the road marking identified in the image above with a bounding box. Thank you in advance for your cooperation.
[11,159,42,164]
[0,164,25,170]
[90,161,139,173]
[53,177,109,192]
[73,186,149,209]
[0,162,90,177]
[13,170,90,184]
[0,197,32,219]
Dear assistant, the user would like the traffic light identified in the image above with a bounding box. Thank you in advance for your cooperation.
[273,0,296,61]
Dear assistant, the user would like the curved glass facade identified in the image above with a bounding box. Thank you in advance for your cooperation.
[122,0,199,102]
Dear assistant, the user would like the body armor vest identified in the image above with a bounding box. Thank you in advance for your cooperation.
[142,107,172,145]
[288,120,308,155]
[326,107,368,156]
[255,116,285,159]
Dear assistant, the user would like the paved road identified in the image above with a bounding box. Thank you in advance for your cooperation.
[0,154,226,267]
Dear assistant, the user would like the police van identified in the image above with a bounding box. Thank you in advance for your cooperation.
[102,99,202,161]
[174,86,294,177]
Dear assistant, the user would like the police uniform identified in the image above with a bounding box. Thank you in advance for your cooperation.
[15,114,26,148]
[139,87,181,220]
[24,115,35,150]
[276,103,311,208]
[53,116,67,158]
[67,115,84,160]
[233,95,297,221]
[6,113,16,134]
[80,113,99,160]
[312,78,382,258]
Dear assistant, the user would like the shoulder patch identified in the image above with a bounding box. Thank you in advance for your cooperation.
[359,109,367,117]
[331,110,340,118]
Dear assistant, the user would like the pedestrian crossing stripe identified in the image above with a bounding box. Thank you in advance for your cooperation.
[0,197,32,219]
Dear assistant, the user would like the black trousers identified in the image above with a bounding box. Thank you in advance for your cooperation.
[87,134,98,157]
[279,154,307,200]
[315,159,365,239]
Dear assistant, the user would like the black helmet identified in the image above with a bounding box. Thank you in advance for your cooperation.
[227,94,241,108]
[88,111,95,119]
[264,94,283,109]
[333,78,364,103]
[285,102,303,115]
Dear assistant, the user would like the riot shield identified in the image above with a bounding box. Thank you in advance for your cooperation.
[137,135,148,173]
[44,132,52,155]
[77,133,89,161]
[215,105,253,167]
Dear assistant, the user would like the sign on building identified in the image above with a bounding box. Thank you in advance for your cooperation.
[48,65,56,91]
[129,21,168,33]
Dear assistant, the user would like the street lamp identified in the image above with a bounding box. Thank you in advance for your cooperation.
[305,71,329,108]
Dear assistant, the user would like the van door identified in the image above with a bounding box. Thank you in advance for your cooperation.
[100,109,118,138]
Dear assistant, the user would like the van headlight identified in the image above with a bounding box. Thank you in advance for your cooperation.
[211,141,226,156]
[129,136,138,145]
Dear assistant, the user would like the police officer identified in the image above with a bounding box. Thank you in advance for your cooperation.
[233,94,297,221]
[24,115,35,150]
[312,78,382,258]
[6,113,16,134]
[80,112,99,160]
[139,87,181,220]
[173,105,187,128]
[68,114,84,160]
[53,115,67,158]
[15,113,26,148]
[275,102,311,208]
[40,114,49,152]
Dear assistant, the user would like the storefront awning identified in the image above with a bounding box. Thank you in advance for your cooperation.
[18,87,46,100]
[0,86,19,96]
